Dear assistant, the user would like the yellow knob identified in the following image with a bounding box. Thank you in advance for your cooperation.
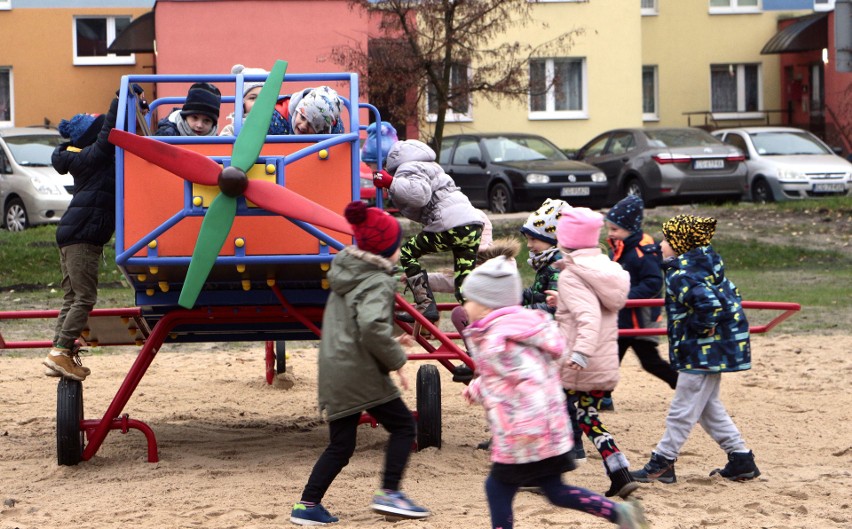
[321,279,329,289]
[318,149,328,159]
[266,278,275,287]
[266,163,275,174]
[242,279,251,291]
[146,288,155,296]
[158,281,169,292]
[193,196,203,207]
[236,264,246,273]
[135,339,144,346]
[235,238,245,248]
[121,317,129,325]
[149,266,158,275]
[320,263,329,271]
[81,330,90,338]
[137,274,147,282]
[128,328,137,337]
[148,240,157,249]
[169,333,177,340]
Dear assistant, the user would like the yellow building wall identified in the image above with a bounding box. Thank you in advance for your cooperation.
[0,7,152,128]
[642,1,809,129]
[435,0,643,151]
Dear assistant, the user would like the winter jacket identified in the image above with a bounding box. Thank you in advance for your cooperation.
[663,245,751,373]
[608,230,663,338]
[553,248,630,392]
[385,141,482,232]
[51,98,118,248]
[464,306,572,465]
[317,247,408,421]
[522,249,561,314]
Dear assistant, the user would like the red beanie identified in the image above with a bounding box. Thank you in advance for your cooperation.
[343,201,402,257]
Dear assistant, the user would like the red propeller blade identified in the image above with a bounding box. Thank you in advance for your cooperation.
[244,180,353,235]
[109,129,221,186]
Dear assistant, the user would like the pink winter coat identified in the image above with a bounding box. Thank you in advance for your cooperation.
[464,306,573,465]
[554,248,630,392]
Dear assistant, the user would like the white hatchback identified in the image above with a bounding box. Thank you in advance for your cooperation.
[0,127,72,231]
[712,127,852,202]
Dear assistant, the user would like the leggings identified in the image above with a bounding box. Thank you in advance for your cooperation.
[399,223,482,302]
[566,389,628,471]
[485,473,619,529]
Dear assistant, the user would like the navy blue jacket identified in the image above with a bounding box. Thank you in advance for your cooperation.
[608,230,663,331]
[51,98,117,248]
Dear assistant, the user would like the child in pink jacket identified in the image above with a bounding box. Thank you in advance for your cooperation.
[550,207,638,500]
[462,256,648,529]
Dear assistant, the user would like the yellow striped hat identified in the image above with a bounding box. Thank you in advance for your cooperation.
[661,214,717,255]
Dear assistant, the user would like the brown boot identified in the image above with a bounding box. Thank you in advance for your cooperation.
[397,272,440,323]
[43,348,89,381]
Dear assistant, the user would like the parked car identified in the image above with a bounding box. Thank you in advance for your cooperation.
[0,127,71,231]
[711,126,852,202]
[438,133,609,213]
[569,127,747,206]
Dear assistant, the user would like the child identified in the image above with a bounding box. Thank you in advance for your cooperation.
[550,207,638,499]
[426,208,498,294]
[290,201,429,526]
[373,139,483,322]
[461,256,649,529]
[154,82,221,136]
[602,195,678,410]
[631,214,759,484]
[219,64,289,136]
[43,85,145,380]
[275,85,343,135]
[520,198,568,313]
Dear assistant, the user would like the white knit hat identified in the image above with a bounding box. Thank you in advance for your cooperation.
[462,256,522,309]
[231,64,269,96]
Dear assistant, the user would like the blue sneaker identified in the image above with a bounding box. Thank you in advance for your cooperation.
[371,490,430,519]
[290,502,339,526]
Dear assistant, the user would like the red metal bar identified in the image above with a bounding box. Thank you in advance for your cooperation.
[270,284,322,337]
[395,294,473,371]
[81,415,159,463]
[265,341,275,385]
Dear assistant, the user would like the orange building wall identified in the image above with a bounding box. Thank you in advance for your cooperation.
[0,7,153,127]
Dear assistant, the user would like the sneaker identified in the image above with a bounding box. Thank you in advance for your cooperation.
[570,445,587,464]
[290,502,338,526]
[371,490,430,519]
[477,438,492,450]
[599,396,615,412]
[630,452,676,484]
[616,499,650,529]
[42,348,89,381]
[452,365,474,383]
[606,468,640,499]
[710,450,761,481]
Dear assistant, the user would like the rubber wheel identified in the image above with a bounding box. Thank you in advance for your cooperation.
[56,378,84,466]
[751,179,775,203]
[275,340,287,374]
[4,197,29,232]
[488,182,514,214]
[416,364,442,450]
[623,178,645,201]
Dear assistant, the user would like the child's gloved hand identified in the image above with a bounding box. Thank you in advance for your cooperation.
[373,169,393,188]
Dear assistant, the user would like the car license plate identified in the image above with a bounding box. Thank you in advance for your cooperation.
[561,186,590,197]
[693,159,725,170]
[813,183,846,193]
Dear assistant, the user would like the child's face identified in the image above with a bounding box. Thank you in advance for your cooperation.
[524,234,553,254]
[243,87,262,114]
[462,300,491,323]
[292,110,316,135]
[661,240,676,259]
[606,220,631,241]
[186,114,214,135]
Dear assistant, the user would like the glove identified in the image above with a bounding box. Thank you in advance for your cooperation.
[373,169,393,189]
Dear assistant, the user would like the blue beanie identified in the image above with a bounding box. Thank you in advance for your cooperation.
[181,82,221,122]
[605,195,644,234]
[58,114,98,146]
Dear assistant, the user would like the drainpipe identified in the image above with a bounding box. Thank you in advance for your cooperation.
[838,0,852,73]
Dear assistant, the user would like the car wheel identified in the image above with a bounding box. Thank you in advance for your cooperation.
[4,197,29,232]
[623,178,645,201]
[488,183,514,214]
[751,178,775,203]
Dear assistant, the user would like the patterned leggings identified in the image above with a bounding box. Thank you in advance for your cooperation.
[399,223,482,303]
[566,389,626,470]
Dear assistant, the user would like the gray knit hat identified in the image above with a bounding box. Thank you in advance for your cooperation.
[462,256,522,309]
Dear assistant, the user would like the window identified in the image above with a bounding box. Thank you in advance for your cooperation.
[426,62,471,122]
[452,138,482,164]
[711,63,762,117]
[709,0,760,14]
[814,0,834,11]
[0,68,11,126]
[529,58,587,119]
[0,1,10,11]
[73,15,134,66]
[642,65,658,121]
[641,0,658,15]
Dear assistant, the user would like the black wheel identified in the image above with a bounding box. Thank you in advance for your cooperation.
[623,178,645,201]
[4,197,29,232]
[56,378,84,466]
[488,182,514,214]
[275,340,287,374]
[751,178,775,203]
[415,364,441,450]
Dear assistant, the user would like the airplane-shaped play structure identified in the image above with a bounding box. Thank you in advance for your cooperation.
[0,61,801,466]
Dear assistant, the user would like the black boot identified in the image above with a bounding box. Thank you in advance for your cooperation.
[606,468,639,499]
[710,450,761,481]
[397,271,439,323]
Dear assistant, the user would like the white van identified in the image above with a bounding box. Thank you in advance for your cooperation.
[0,127,73,231]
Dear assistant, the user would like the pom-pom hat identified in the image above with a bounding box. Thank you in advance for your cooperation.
[556,207,604,250]
[231,64,268,97]
[58,113,104,148]
[343,201,402,257]
[605,195,644,234]
[462,255,523,309]
[181,82,221,122]
[661,214,717,255]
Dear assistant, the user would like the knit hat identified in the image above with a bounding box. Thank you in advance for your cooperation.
[661,214,717,255]
[343,201,402,258]
[231,64,268,97]
[462,256,523,309]
[520,198,570,245]
[58,113,104,148]
[181,82,221,122]
[605,195,644,234]
[292,86,342,134]
[556,207,604,250]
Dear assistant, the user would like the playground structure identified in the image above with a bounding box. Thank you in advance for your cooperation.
[0,63,801,466]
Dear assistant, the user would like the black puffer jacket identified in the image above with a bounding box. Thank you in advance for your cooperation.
[52,98,118,248]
